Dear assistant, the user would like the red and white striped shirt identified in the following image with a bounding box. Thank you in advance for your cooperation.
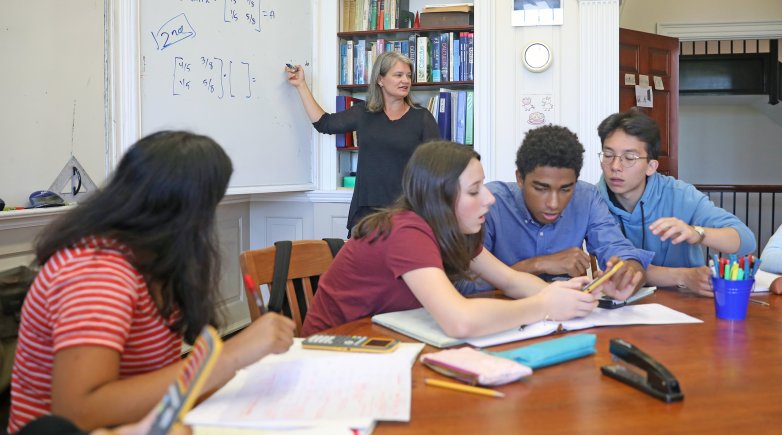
[8,236,181,433]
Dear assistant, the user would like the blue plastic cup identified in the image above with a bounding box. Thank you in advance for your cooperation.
[712,277,754,320]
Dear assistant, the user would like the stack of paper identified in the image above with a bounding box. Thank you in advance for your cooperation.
[186,340,424,434]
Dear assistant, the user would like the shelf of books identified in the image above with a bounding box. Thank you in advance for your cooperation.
[336,1,475,188]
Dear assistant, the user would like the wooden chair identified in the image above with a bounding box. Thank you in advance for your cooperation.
[239,240,339,336]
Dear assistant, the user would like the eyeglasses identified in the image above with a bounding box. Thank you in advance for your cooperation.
[598,151,652,168]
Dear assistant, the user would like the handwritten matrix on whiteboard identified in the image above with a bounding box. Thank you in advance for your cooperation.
[172,56,255,99]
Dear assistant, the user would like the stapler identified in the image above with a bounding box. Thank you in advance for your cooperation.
[601,338,684,402]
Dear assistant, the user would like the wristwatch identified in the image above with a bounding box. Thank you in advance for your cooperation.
[692,225,706,244]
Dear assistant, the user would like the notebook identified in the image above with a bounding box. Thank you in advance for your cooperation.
[372,302,702,349]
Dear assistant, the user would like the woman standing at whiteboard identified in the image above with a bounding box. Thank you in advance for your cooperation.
[287,51,440,235]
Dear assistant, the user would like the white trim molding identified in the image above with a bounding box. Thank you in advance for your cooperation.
[657,20,782,41]
[473,1,495,180]
[577,0,619,184]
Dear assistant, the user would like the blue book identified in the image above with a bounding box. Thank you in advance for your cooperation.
[335,96,347,148]
[455,90,466,144]
[437,90,452,140]
[439,33,449,82]
[468,32,474,80]
[339,43,349,85]
[452,37,460,82]
[431,35,441,82]
[407,34,417,80]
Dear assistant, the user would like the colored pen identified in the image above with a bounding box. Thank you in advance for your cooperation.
[708,259,717,278]
[425,378,505,398]
[712,254,720,277]
[243,273,266,314]
[285,63,299,72]
[751,258,762,279]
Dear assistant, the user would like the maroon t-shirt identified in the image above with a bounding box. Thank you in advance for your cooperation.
[302,211,444,335]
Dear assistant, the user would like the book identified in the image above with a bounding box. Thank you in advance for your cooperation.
[439,32,449,82]
[421,3,473,13]
[407,34,417,80]
[346,40,354,84]
[455,90,466,144]
[465,90,474,144]
[419,11,473,27]
[372,297,702,349]
[335,96,347,148]
[416,36,429,82]
[339,43,349,85]
[431,34,441,82]
[437,89,452,140]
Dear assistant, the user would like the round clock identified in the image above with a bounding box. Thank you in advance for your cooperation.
[523,42,552,73]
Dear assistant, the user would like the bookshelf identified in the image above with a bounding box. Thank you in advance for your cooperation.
[335,19,475,187]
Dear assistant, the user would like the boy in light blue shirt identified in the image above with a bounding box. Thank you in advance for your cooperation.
[458,125,651,295]
[596,109,756,296]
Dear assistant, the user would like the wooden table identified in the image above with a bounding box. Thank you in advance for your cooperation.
[326,290,782,434]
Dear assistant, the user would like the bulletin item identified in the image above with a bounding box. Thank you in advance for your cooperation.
[583,260,625,293]
[489,334,597,369]
[420,347,532,386]
[302,334,400,353]
[149,325,223,435]
[601,338,684,403]
[598,286,656,309]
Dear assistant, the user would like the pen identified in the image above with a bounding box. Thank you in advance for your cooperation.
[243,273,266,314]
[424,378,505,398]
[285,63,299,72]
[750,298,770,307]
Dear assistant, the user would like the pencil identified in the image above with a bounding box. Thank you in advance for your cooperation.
[749,298,770,307]
[243,273,266,314]
[425,378,505,398]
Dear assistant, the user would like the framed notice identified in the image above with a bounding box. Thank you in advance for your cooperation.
[512,0,563,26]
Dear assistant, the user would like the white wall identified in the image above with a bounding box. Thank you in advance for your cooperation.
[679,97,782,184]
[620,0,782,34]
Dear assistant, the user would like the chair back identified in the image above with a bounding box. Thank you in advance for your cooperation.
[239,240,339,336]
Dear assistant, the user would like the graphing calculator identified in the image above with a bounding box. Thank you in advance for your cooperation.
[302,334,400,353]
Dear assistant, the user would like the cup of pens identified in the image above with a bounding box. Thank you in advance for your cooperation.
[712,277,754,320]
[711,254,759,321]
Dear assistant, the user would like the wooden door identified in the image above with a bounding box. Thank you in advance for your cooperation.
[619,28,679,177]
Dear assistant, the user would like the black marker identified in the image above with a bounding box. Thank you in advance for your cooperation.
[286,63,299,72]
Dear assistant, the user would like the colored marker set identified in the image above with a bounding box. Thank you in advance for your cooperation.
[710,254,761,281]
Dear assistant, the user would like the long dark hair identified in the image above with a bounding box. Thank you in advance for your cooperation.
[353,140,483,281]
[35,131,233,344]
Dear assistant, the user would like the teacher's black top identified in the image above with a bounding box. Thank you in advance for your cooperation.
[313,102,440,230]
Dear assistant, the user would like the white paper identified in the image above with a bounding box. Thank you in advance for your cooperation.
[186,340,423,430]
[753,269,781,292]
[466,303,702,348]
[635,85,653,108]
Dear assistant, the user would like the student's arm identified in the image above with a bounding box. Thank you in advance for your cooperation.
[51,313,295,430]
[645,263,713,297]
[511,247,590,277]
[286,65,326,123]
[648,217,742,253]
[760,226,782,274]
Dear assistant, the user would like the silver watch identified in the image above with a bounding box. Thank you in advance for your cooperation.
[692,225,706,244]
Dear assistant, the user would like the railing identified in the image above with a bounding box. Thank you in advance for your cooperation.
[694,184,782,256]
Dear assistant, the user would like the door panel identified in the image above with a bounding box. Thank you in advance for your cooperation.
[619,28,679,177]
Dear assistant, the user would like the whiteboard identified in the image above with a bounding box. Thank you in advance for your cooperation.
[139,0,315,191]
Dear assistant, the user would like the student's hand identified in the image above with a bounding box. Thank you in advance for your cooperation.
[526,247,590,277]
[769,277,782,295]
[227,312,295,370]
[674,266,714,297]
[534,277,597,321]
[649,217,701,245]
[285,64,306,88]
[597,257,645,301]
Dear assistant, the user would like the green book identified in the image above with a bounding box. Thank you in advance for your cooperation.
[465,90,474,145]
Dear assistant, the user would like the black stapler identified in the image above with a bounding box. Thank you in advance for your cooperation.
[601,338,684,402]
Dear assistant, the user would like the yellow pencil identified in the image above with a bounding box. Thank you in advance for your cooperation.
[425,378,505,398]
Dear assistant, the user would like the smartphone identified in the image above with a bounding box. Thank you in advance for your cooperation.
[302,334,399,353]
[148,325,223,435]
[582,260,625,293]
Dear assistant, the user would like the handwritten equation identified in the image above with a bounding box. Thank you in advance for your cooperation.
[152,1,277,51]
[172,56,256,99]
